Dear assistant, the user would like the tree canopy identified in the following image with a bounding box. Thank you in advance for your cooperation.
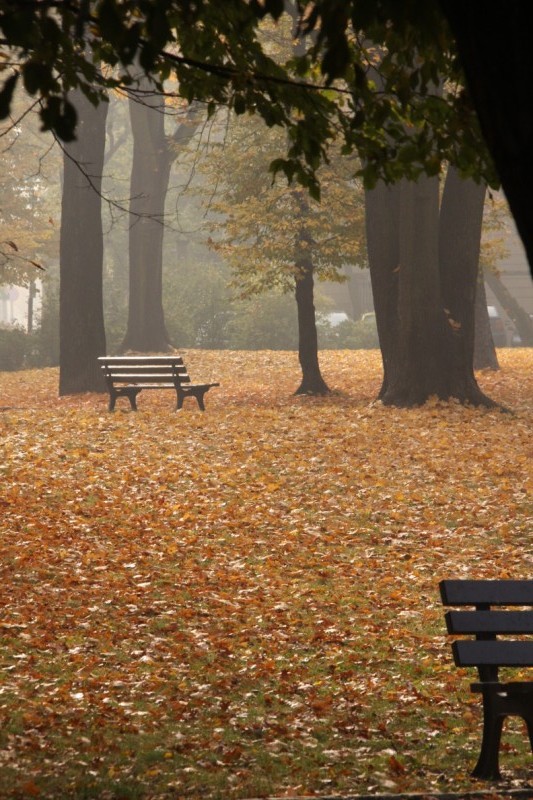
[2,1,532,279]
[0,1,494,193]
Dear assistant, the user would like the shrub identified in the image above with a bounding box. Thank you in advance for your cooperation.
[317,316,380,349]
[0,326,28,370]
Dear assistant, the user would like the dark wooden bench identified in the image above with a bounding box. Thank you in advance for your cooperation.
[98,356,219,412]
[440,579,533,780]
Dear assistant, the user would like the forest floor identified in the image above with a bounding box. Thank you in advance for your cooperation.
[0,349,532,800]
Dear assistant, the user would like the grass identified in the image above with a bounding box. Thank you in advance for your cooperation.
[0,349,532,799]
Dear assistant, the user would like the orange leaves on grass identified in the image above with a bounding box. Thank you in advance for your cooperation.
[0,349,532,797]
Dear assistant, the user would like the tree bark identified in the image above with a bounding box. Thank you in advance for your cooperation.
[440,1,533,280]
[474,274,499,370]
[120,84,173,353]
[27,279,36,335]
[294,250,330,395]
[290,188,330,395]
[380,173,454,406]
[364,181,401,399]
[59,88,108,395]
[365,169,496,407]
[120,88,202,353]
[438,167,495,401]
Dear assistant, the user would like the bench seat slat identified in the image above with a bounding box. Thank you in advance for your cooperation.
[102,364,187,375]
[452,640,533,667]
[104,366,179,373]
[98,356,186,364]
[440,579,533,606]
[115,383,175,389]
[109,372,179,383]
[446,610,533,635]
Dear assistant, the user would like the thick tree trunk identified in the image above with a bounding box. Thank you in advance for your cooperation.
[294,256,330,395]
[364,181,401,399]
[474,275,499,370]
[120,85,173,353]
[380,173,454,406]
[59,89,108,395]
[440,2,533,280]
[365,170,497,407]
[438,168,495,401]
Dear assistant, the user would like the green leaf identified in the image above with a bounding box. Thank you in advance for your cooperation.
[40,97,77,142]
[97,0,123,42]
[233,94,246,115]
[0,73,19,119]
[22,61,45,95]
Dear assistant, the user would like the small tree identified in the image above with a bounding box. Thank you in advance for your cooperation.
[204,115,366,393]
[0,97,58,291]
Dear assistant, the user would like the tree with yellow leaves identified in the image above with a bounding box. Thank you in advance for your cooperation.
[204,114,366,393]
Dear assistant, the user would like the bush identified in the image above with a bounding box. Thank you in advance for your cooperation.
[0,326,28,370]
[317,315,380,349]
[225,293,299,350]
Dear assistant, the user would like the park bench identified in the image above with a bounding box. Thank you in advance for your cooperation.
[98,355,219,412]
[440,579,533,780]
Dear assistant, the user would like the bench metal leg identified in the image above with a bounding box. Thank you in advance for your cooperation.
[175,390,206,411]
[525,716,533,753]
[127,390,140,411]
[109,389,141,411]
[472,694,504,780]
[195,391,206,411]
[472,689,533,780]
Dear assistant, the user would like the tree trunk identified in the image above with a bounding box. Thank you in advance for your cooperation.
[381,173,454,406]
[440,1,533,280]
[474,274,499,370]
[438,167,495,401]
[484,267,533,346]
[364,181,401,399]
[294,255,330,395]
[27,279,36,335]
[290,188,330,395]
[59,88,108,395]
[365,170,496,407]
[120,84,173,353]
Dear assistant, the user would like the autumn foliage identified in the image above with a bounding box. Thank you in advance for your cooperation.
[1,350,532,799]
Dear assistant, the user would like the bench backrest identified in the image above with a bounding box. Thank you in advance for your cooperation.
[440,579,533,681]
[98,356,191,385]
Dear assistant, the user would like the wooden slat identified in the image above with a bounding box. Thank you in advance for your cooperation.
[105,374,176,382]
[100,359,192,383]
[445,610,533,635]
[440,580,533,607]
[103,368,176,375]
[116,383,174,389]
[98,356,185,364]
[452,640,533,667]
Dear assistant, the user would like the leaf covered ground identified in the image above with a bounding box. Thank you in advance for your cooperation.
[1,349,532,799]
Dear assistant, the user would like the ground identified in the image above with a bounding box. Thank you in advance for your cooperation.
[0,349,532,799]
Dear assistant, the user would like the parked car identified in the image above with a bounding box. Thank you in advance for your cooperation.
[511,314,533,346]
[360,311,377,329]
[487,305,507,347]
